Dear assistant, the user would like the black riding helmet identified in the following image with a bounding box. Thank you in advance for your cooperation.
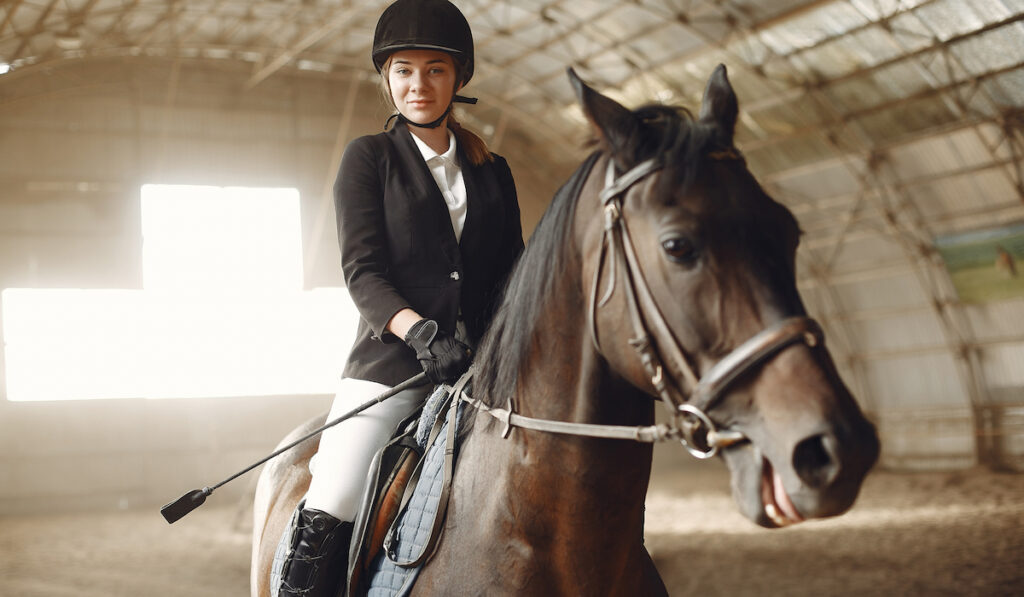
[372,0,475,85]
[373,0,477,128]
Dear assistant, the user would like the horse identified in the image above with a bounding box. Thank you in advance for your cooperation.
[252,64,880,596]
[995,245,1017,278]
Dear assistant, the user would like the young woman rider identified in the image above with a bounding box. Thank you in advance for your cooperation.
[272,1,524,595]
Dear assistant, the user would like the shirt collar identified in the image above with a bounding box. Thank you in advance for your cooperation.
[410,128,457,164]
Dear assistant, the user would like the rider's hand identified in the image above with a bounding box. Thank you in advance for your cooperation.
[403,319,472,384]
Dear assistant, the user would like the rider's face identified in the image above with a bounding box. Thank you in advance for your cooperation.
[387,49,460,125]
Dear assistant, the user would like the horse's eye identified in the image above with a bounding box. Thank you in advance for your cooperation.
[661,236,699,265]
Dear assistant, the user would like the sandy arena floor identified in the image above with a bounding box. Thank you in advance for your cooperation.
[1,461,1021,596]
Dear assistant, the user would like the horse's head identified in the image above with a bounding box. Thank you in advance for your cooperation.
[570,65,879,528]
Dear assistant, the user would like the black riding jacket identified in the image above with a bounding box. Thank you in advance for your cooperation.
[335,121,523,386]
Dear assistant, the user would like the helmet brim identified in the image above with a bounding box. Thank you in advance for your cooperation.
[373,43,465,72]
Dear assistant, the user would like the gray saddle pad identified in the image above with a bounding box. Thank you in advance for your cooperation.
[365,385,463,597]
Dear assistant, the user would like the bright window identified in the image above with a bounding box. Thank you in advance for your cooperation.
[2,185,356,401]
[141,185,304,291]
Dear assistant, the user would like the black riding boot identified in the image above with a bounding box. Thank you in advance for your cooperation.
[278,507,353,597]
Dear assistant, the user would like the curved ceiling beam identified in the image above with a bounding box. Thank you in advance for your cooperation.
[244,7,356,90]
[10,0,57,62]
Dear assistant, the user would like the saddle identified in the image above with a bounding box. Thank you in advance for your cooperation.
[345,378,467,596]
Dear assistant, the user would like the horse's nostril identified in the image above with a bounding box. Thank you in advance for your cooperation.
[793,434,840,489]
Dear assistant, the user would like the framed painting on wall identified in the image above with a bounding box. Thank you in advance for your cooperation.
[935,223,1024,303]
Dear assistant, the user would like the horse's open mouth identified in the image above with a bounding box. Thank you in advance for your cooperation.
[761,458,804,527]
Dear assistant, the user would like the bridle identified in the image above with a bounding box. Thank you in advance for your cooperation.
[461,152,824,459]
[385,152,826,569]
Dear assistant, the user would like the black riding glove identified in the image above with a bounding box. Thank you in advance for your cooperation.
[403,319,472,384]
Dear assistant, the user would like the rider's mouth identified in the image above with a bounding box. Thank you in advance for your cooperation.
[761,458,804,527]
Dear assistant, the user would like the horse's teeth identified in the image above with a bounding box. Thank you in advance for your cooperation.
[765,503,790,527]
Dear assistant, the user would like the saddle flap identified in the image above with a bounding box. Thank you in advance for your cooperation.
[347,384,457,595]
[347,413,422,595]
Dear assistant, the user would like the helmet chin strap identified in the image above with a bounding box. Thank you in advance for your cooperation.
[386,94,479,130]
[405,103,454,129]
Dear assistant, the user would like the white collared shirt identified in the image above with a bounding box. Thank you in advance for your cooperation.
[410,129,467,242]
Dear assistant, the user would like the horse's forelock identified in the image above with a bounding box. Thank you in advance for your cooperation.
[615,105,730,207]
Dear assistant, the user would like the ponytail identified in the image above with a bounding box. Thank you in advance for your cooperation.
[448,115,494,166]
[447,57,494,166]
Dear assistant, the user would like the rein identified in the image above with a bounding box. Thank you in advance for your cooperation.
[466,151,824,459]
[456,390,737,446]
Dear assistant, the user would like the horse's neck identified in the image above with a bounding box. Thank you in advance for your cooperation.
[419,192,663,593]
[482,286,656,540]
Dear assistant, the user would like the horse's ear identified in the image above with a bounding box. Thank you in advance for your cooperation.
[698,64,738,145]
[567,67,638,162]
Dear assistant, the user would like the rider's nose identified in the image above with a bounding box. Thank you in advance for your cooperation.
[409,71,424,90]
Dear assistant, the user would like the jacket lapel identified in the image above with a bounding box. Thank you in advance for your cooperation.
[390,124,462,266]
[458,156,490,256]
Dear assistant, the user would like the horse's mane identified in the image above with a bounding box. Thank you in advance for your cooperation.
[473,104,722,405]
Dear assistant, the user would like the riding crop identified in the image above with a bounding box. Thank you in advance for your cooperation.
[160,372,429,524]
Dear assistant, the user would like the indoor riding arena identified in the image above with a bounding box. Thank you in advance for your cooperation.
[1,1,1022,596]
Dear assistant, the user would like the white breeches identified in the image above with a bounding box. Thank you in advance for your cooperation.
[303,377,430,522]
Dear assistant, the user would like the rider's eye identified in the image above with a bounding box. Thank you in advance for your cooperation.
[661,236,700,265]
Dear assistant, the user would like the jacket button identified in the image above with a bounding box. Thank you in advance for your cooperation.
[450,271,460,281]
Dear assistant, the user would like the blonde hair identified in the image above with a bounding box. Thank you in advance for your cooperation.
[379,55,494,166]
